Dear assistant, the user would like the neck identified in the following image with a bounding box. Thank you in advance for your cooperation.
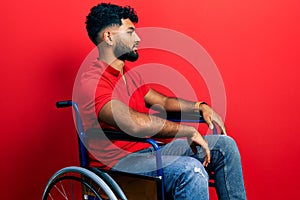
[98,48,125,72]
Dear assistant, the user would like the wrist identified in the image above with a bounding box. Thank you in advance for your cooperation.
[190,129,205,145]
[185,126,198,138]
[194,101,208,112]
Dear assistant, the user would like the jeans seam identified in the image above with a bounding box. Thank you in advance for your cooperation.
[211,148,232,200]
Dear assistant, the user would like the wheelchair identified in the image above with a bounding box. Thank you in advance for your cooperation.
[42,100,217,200]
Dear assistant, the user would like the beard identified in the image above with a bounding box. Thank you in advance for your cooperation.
[114,40,139,62]
[118,51,139,62]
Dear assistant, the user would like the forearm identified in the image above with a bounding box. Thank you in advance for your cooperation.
[132,111,197,138]
[163,97,198,113]
[145,89,200,113]
[99,100,196,138]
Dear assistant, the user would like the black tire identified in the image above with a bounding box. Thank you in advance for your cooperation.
[42,166,119,200]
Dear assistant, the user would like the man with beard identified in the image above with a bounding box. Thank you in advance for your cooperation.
[75,3,246,200]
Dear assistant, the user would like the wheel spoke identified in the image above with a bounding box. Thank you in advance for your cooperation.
[54,183,68,199]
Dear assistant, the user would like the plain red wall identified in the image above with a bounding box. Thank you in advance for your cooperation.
[1,0,299,199]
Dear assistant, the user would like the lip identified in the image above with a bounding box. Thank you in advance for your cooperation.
[133,44,138,51]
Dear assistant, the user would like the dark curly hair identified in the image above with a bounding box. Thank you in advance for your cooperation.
[86,3,138,45]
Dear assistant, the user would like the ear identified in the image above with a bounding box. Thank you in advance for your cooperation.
[103,31,113,45]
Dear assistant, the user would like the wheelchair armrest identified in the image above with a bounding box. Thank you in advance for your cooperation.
[87,129,151,141]
[155,111,206,123]
[86,128,161,144]
[154,111,218,134]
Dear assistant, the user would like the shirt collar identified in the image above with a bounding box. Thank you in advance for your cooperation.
[94,59,126,77]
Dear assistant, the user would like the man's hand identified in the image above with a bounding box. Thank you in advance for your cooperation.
[199,104,227,135]
[188,132,210,167]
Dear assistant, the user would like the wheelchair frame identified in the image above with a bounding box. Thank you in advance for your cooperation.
[42,100,216,200]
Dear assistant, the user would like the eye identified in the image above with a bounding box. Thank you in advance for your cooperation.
[127,28,135,35]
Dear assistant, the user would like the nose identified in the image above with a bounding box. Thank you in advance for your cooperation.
[134,32,141,43]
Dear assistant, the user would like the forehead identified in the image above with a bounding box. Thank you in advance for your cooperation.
[120,18,135,30]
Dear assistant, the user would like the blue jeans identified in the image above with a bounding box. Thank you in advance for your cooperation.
[112,135,246,200]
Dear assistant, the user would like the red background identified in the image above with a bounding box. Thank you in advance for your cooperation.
[1,0,299,199]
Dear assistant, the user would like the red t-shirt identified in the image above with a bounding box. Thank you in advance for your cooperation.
[74,60,151,169]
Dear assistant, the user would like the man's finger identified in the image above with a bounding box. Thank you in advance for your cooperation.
[215,117,227,135]
[215,122,227,135]
[203,159,208,167]
[203,154,210,167]
[206,150,211,163]
[209,122,214,130]
[191,144,198,154]
[204,115,214,130]
[211,114,226,133]
[221,126,227,135]
[212,116,223,127]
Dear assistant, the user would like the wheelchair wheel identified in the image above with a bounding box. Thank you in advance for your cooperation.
[42,166,119,200]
